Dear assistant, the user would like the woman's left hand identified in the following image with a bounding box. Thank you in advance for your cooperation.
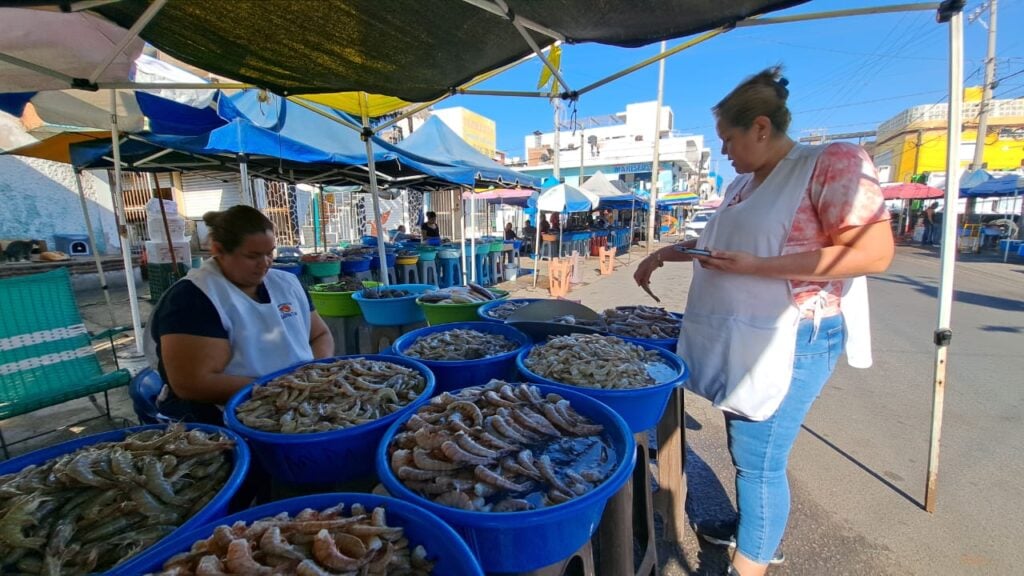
[694,249,763,276]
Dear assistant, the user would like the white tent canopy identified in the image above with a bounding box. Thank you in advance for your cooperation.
[0,8,143,92]
[534,183,599,212]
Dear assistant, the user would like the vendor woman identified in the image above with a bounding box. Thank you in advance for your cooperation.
[146,205,334,423]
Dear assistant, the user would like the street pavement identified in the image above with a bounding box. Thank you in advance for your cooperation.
[5,241,1021,575]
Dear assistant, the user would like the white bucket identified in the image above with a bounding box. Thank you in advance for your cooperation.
[504,263,519,281]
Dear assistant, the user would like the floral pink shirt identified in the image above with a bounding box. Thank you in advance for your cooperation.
[785,142,888,311]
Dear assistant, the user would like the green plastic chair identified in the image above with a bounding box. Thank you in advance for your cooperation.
[0,267,130,458]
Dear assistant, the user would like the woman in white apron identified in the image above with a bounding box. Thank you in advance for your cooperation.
[147,205,334,424]
[634,68,894,576]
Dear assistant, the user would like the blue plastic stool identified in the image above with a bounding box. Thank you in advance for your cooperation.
[370,266,396,284]
[418,259,439,286]
[129,367,171,425]
[488,251,504,284]
[397,263,420,284]
[438,257,462,288]
[540,237,557,261]
[473,253,492,286]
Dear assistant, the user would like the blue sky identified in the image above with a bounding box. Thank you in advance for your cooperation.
[442,0,1024,186]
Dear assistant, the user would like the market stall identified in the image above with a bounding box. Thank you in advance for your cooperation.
[960,174,1024,261]
[0,2,976,571]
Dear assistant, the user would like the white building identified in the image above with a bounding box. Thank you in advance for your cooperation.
[517,101,711,193]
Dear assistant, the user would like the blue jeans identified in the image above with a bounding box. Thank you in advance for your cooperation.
[725,314,846,564]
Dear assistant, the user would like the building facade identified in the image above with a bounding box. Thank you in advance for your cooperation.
[872,90,1024,184]
[515,101,711,195]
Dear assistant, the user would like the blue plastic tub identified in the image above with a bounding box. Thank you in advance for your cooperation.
[224,355,435,484]
[271,263,303,277]
[0,424,249,575]
[370,252,398,269]
[391,321,531,392]
[378,383,636,574]
[112,493,483,576]
[341,257,372,274]
[516,340,689,433]
[476,297,547,323]
[361,234,379,246]
[618,312,684,352]
[351,283,437,326]
[426,237,443,246]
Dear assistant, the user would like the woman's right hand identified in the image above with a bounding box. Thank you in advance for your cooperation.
[634,252,666,302]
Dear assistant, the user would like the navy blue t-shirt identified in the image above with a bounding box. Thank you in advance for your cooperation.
[151,279,313,383]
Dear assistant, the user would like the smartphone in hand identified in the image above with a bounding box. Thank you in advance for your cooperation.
[673,246,713,257]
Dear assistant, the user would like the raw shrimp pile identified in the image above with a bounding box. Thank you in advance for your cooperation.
[523,334,662,389]
[235,358,426,434]
[150,502,434,575]
[600,306,681,339]
[403,329,518,361]
[0,424,234,574]
[389,380,616,512]
[481,300,531,320]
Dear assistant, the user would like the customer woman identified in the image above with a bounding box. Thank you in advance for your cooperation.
[634,67,893,576]
[147,205,334,423]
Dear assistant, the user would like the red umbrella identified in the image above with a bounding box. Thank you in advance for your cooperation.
[881,182,944,200]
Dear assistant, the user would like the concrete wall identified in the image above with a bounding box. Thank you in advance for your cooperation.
[0,155,119,255]
[0,113,119,255]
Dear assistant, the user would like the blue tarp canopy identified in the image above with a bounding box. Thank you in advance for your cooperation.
[960,174,1024,197]
[395,116,540,188]
[599,194,647,210]
[69,90,473,189]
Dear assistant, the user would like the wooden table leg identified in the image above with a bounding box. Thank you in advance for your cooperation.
[654,388,686,547]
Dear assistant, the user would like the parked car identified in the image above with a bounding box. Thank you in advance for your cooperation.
[683,210,715,240]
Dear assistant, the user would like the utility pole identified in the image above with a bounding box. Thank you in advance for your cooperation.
[967,0,997,217]
[552,100,561,181]
[646,41,666,255]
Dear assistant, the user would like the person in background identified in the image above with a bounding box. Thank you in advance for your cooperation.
[504,222,517,241]
[540,216,551,234]
[421,211,441,238]
[634,67,893,576]
[147,205,334,423]
[549,212,560,230]
[922,201,939,246]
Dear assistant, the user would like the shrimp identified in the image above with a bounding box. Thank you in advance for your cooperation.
[312,529,364,571]
[258,525,304,560]
[0,495,48,549]
[141,457,190,505]
[224,538,271,575]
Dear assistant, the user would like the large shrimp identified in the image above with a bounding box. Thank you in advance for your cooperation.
[312,529,364,571]
[0,494,48,549]
[141,457,190,505]
[224,538,272,575]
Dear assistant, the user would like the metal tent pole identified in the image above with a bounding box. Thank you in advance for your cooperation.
[1005,190,1017,263]
[73,168,118,330]
[470,188,477,283]
[108,90,144,355]
[647,41,667,256]
[459,189,468,285]
[360,105,391,286]
[532,210,543,287]
[926,3,964,514]
[627,195,637,264]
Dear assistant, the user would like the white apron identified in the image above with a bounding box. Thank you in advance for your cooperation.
[678,144,871,421]
[145,259,313,379]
